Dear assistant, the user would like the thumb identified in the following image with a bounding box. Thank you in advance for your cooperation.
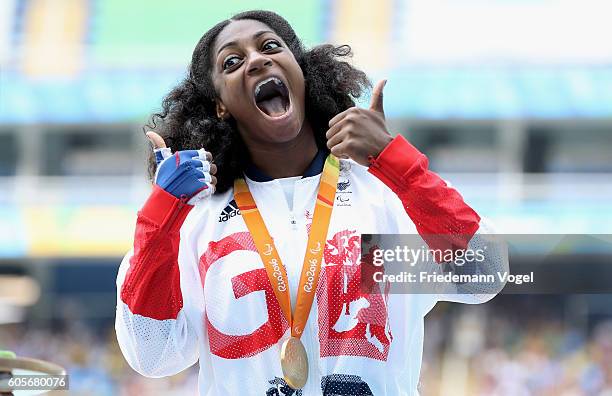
[146,131,172,166]
[369,79,387,116]
[146,131,167,149]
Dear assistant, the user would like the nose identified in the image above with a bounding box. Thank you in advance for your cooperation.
[246,51,272,75]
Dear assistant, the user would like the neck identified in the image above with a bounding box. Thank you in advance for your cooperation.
[245,122,319,179]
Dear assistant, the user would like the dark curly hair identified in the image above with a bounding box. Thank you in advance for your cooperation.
[145,10,370,193]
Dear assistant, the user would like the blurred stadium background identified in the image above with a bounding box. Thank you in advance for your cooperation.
[1,0,611,395]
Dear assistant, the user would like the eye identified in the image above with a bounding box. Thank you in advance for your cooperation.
[262,40,281,52]
[222,55,242,71]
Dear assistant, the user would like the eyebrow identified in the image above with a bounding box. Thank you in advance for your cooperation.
[216,30,276,56]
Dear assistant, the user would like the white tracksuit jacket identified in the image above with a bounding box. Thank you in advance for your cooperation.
[116,135,508,395]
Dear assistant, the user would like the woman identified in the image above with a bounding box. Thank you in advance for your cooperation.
[116,10,507,395]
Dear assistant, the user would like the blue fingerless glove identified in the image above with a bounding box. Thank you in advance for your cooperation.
[154,148,213,202]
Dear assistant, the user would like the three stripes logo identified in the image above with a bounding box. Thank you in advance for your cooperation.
[218,199,241,222]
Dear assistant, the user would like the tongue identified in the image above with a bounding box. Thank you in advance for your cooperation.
[257,96,286,117]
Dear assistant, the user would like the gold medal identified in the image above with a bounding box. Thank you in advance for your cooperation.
[280,337,308,389]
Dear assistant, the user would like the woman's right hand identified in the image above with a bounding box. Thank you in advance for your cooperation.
[146,131,217,205]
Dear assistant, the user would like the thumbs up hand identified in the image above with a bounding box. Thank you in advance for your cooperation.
[325,80,393,167]
[146,131,217,205]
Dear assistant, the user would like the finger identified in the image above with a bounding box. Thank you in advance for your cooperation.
[190,153,211,172]
[192,159,211,173]
[178,150,203,164]
[196,169,213,183]
[146,131,167,149]
[369,79,387,116]
[328,108,351,128]
[154,147,172,165]
[329,140,350,159]
[210,163,217,175]
[211,175,217,186]
[325,118,346,140]
[326,128,347,151]
[196,148,213,162]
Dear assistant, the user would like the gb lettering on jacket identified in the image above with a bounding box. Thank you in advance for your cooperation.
[199,227,391,361]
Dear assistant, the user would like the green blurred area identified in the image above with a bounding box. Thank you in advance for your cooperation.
[92,0,324,66]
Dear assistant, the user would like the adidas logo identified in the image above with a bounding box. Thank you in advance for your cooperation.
[218,200,241,222]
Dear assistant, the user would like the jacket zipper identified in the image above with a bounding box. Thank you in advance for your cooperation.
[163,194,189,232]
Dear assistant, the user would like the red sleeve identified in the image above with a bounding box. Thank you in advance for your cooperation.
[120,186,194,320]
[367,134,481,252]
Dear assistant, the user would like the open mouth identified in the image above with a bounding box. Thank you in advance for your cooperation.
[254,77,290,118]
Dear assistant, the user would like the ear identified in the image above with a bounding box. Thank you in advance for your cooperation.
[215,98,229,120]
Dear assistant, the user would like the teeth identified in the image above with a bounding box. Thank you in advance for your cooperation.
[254,77,283,98]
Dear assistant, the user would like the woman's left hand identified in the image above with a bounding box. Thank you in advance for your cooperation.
[326,80,394,166]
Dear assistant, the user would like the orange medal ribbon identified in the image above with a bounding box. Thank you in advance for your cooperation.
[233,154,339,338]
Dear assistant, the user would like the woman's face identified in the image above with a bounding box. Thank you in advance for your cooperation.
[211,19,306,146]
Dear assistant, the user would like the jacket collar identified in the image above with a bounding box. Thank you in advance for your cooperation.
[244,148,328,182]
